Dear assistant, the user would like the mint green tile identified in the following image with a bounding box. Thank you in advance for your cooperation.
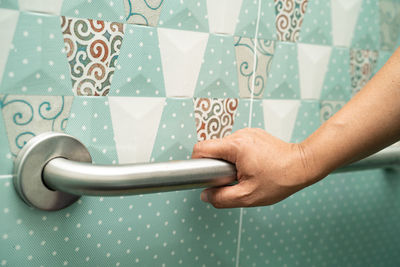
[299,0,332,45]
[373,50,392,76]
[0,102,12,175]
[194,34,239,98]
[320,100,345,124]
[65,97,118,164]
[232,99,264,131]
[235,0,276,40]
[158,0,208,32]
[61,0,125,23]
[351,0,380,50]
[0,0,18,9]
[264,42,300,99]
[291,100,320,143]
[380,0,400,51]
[320,47,351,101]
[110,24,165,97]
[0,12,72,95]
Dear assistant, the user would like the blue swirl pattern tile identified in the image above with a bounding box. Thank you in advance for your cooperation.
[274,0,309,42]
[124,0,164,27]
[320,100,345,124]
[61,0,125,23]
[351,0,380,50]
[0,95,73,157]
[0,105,13,175]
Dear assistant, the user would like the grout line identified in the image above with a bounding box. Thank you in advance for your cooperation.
[236,1,263,267]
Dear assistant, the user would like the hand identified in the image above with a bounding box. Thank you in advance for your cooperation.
[191,128,321,208]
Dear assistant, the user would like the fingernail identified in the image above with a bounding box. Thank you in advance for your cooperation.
[200,191,209,202]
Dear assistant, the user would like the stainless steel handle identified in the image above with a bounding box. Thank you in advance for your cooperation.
[13,132,400,211]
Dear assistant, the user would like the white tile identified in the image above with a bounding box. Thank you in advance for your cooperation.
[109,97,165,164]
[331,0,362,47]
[262,100,301,142]
[206,0,243,35]
[18,0,64,15]
[158,28,209,97]
[298,43,332,99]
[0,9,19,86]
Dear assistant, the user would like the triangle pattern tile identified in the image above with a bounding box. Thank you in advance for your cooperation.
[235,0,276,40]
[299,0,332,45]
[262,99,300,142]
[0,12,72,95]
[61,0,125,23]
[18,0,64,15]
[0,0,18,9]
[110,24,165,97]
[232,99,264,132]
[350,49,378,96]
[0,8,19,87]
[193,98,238,141]
[61,16,125,96]
[158,28,209,97]
[264,41,299,99]
[379,0,400,51]
[0,102,13,175]
[320,100,345,124]
[158,0,209,32]
[0,95,73,157]
[207,0,242,35]
[234,37,275,99]
[194,34,239,98]
[351,0,380,50]
[298,43,332,99]
[65,96,118,164]
[274,0,309,42]
[331,0,362,47]
[372,50,392,77]
[150,98,197,162]
[124,0,164,27]
[108,96,165,164]
[320,47,351,101]
[290,100,320,143]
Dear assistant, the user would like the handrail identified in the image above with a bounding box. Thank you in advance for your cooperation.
[13,132,400,211]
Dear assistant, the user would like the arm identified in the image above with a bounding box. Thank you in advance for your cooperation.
[192,47,400,208]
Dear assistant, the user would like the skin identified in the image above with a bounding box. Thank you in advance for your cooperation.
[192,47,400,209]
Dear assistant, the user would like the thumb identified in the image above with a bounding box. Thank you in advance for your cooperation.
[200,182,252,208]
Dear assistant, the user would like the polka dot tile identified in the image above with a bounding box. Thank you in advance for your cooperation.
[232,99,264,131]
[299,0,332,45]
[264,41,299,99]
[124,0,164,27]
[320,100,345,124]
[158,0,209,32]
[274,0,309,42]
[0,95,73,157]
[0,12,73,95]
[206,0,242,35]
[331,0,362,47]
[290,100,320,143]
[0,0,18,9]
[379,0,400,51]
[235,0,276,40]
[372,50,392,77]
[0,104,13,175]
[351,0,380,50]
[65,96,118,164]
[110,24,165,97]
[320,47,352,101]
[18,0,63,15]
[150,98,197,162]
[61,0,125,23]
[194,34,239,98]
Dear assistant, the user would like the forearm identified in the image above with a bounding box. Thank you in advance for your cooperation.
[302,47,400,182]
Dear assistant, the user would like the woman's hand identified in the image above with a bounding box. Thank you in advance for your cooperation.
[192,128,321,208]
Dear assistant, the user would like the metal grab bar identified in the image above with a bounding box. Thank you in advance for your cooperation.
[13,132,400,211]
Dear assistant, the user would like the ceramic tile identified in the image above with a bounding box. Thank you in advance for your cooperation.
[193,98,238,141]
[110,24,165,97]
[0,106,13,175]
[158,28,209,97]
[61,16,125,96]
[232,99,264,131]
[379,0,400,51]
[274,0,309,42]
[18,0,63,15]
[61,0,125,23]
[320,47,352,101]
[0,0,18,9]
[0,12,72,95]
[158,0,209,32]
[331,0,362,47]
[207,0,243,35]
[351,0,380,50]
[350,49,378,96]
[234,37,275,99]
[298,43,332,99]
[299,0,332,45]
[235,0,276,40]
[320,100,345,124]
[124,0,164,27]
[290,100,320,143]
[264,41,299,99]
[194,34,239,98]
[0,95,73,157]
[262,99,300,142]
[65,96,118,164]
[372,50,392,77]
[108,97,165,164]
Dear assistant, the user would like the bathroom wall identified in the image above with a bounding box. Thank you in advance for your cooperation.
[1,0,400,266]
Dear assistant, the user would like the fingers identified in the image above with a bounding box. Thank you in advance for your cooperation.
[200,182,253,208]
[192,137,239,163]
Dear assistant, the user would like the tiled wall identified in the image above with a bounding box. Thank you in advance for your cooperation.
[1,0,400,266]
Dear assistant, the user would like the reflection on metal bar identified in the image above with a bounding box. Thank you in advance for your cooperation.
[13,133,400,211]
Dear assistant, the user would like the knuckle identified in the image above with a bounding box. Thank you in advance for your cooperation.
[238,188,255,207]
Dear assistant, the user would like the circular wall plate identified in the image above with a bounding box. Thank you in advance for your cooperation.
[13,132,92,211]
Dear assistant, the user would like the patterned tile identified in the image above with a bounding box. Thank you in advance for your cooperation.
[207,0,243,35]
[0,95,73,157]
[331,0,362,47]
[372,50,392,77]
[18,0,63,15]
[320,100,345,123]
[350,49,378,96]
[61,0,125,23]
[0,12,72,95]
[110,24,165,97]
[61,16,125,96]
[0,107,13,175]
[379,0,400,51]
[234,37,275,99]
[193,98,238,141]
[274,0,309,42]
[124,0,164,27]
[351,0,380,50]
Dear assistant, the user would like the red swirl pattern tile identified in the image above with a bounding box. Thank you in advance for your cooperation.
[350,49,378,95]
[274,0,308,42]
